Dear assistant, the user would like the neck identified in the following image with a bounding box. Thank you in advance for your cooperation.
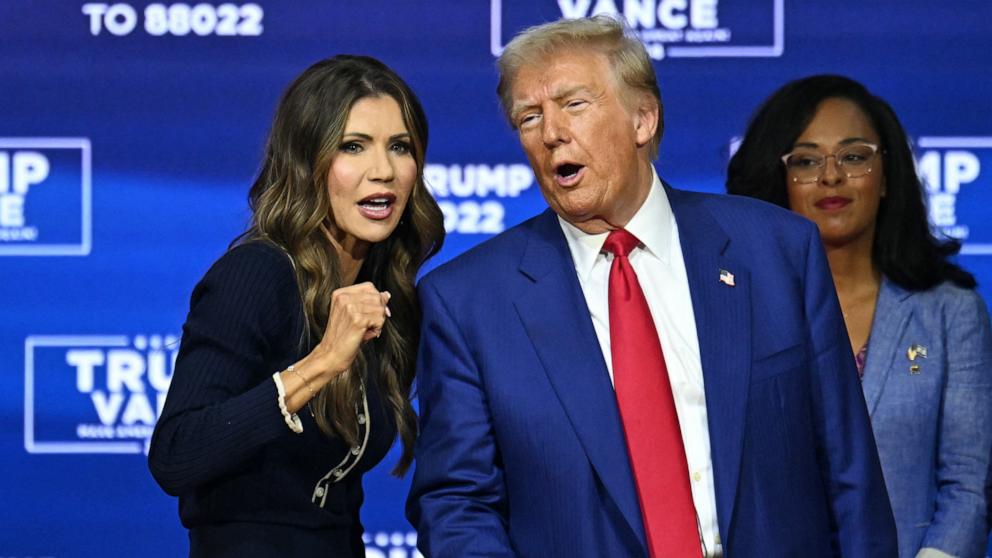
[825,233,880,299]
[328,230,369,286]
[571,158,654,235]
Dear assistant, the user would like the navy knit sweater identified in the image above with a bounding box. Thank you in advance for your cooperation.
[149,241,396,557]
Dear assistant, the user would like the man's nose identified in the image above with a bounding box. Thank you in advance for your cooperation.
[541,109,570,147]
[819,155,844,186]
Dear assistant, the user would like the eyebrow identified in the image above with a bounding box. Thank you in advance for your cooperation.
[510,85,592,122]
[792,136,874,149]
[341,132,412,141]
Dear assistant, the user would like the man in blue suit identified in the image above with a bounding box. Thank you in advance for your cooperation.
[407,16,897,557]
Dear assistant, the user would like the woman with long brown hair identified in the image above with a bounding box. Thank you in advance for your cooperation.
[149,55,444,556]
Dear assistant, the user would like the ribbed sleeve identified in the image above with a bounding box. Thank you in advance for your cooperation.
[148,241,303,496]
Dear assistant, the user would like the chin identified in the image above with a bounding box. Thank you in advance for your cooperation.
[554,195,598,217]
[552,206,587,223]
[356,230,395,246]
[335,219,400,248]
[819,229,863,248]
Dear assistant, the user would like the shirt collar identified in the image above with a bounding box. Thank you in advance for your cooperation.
[558,167,674,282]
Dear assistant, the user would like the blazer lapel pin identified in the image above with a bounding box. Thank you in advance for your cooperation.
[907,344,927,375]
[718,268,735,287]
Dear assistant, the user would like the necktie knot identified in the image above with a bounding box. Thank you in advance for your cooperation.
[602,229,641,259]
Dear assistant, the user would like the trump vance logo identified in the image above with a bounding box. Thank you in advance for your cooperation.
[916,136,992,255]
[25,334,177,454]
[490,0,785,61]
[0,138,92,256]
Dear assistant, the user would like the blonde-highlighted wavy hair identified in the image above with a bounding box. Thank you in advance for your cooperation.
[236,55,443,475]
[496,15,664,157]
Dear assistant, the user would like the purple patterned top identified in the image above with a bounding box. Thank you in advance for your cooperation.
[855,343,869,380]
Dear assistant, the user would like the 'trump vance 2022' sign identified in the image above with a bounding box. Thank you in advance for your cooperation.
[490,0,785,60]
[0,138,92,256]
[917,136,992,256]
[25,334,177,454]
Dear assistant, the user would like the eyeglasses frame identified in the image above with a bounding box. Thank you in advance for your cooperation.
[781,142,881,184]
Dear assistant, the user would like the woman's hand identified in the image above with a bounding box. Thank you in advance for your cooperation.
[307,282,391,380]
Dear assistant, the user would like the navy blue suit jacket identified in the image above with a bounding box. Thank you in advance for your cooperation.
[407,185,897,557]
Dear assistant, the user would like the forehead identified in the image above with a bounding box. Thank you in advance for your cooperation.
[797,97,879,144]
[510,48,614,102]
[345,95,407,131]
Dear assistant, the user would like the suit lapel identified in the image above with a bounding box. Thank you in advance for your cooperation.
[862,278,914,416]
[513,210,647,550]
[667,187,752,541]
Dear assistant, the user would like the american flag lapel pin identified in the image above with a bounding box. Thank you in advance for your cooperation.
[907,344,927,374]
[719,268,735,287]
[907,344,927,361]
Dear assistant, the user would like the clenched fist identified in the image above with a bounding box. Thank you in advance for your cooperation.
[308,282,391,379]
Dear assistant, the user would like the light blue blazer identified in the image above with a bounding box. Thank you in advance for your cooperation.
[863,278,992,558]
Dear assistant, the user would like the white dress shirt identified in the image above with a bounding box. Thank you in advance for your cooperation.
[558,170,722,557]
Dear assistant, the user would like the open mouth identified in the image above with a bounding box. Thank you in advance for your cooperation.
[358,195,394,210]
[554,162,585,185]
[556,163,584,179]
[357,193,397,220]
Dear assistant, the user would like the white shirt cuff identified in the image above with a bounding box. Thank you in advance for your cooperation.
[916,547,957,558]
[272,372,303,434]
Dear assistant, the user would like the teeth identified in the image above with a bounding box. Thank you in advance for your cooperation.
[360,198,390,207]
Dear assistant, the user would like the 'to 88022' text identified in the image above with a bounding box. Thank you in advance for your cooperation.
[81,3,263,36]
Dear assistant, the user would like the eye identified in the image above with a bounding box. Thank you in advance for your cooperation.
[840,146,874,165]
[339,141,362,154]
[565,99,588,110]
[788,154,822,168]
[518,113,541,129]
[390,141,412,155]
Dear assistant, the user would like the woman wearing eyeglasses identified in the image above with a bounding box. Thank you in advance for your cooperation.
[727,75,992,558]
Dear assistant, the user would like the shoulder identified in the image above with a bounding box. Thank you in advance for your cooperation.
[880,279,990,344]
[674,188,816,237]
[183,239,303,345]
[193,239,299,308]
[209,239,294,275]
[910,280,990,320]
[204,240,295,286]
[419,212,545,291]
[668,187,819,270]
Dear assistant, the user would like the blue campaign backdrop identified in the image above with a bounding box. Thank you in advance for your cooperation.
[1,1,990,556]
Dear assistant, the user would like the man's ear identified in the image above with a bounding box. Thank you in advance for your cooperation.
[633,97,659,148]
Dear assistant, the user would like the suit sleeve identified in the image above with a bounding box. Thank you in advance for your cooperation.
[406,277,515,558]
[799,223,899,557]
[920,289,992,557]
[148,244,299,496]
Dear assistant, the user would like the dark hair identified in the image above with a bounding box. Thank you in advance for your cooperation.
[236,54,444,475]
[726,74,975,291]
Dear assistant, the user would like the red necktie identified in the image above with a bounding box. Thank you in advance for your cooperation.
[603,229,701,558]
